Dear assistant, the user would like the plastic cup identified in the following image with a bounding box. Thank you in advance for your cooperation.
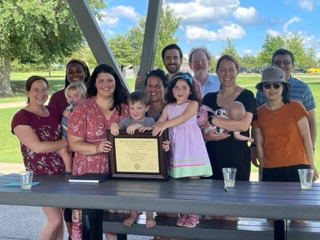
[298,169,313,190]
[19,170,33,190]
[222,168,237,187]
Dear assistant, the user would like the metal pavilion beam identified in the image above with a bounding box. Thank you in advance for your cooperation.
[67,0,162,92]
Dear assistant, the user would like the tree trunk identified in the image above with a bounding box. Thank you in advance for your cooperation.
[0,56,13,97]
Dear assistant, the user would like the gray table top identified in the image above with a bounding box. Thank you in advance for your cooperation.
[1,174,320,221]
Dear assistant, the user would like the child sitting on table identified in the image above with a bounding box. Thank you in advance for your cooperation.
[111,90,169,228]
[206,101,254,142]
[60,82,87,175]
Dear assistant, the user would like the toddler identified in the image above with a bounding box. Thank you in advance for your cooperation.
[60,82,87,175]
[111,90,169,228]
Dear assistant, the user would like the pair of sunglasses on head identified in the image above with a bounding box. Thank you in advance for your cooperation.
[263,82,282,89]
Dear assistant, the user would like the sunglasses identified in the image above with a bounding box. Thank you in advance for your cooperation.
[263,82,282,89]
[273,60,291,66]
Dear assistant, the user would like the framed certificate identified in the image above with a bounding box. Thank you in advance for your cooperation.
[106,130,168,181]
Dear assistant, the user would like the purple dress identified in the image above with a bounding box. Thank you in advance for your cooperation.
[167,101,212,178]
[11,106,65,175]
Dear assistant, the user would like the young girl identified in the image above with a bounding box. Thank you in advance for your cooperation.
[60,82,87,174]
[152,72,212,228]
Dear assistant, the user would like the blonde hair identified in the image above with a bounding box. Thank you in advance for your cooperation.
[64,82,87,99]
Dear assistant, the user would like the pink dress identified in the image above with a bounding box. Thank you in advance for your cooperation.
[167,101,212,178]
[68,97,129,240]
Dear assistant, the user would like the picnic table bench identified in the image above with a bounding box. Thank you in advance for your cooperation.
[1,174,320,239]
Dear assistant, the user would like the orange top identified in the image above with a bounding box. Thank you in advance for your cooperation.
[252,101,309,168]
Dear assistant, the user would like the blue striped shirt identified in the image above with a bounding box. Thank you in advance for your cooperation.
[256,75,316,111]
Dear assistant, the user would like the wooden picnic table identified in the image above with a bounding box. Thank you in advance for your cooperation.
[1,174,320,239]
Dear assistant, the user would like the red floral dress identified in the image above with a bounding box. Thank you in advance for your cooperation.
[68,97,128,240]
[68,97,129,176]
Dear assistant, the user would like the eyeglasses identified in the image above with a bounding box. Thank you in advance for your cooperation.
[263,82,282,89]
[192,58,208,64]
[273,60,292,66]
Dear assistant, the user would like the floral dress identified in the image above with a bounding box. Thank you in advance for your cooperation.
[68,97,129,240]
[11,106,64,175]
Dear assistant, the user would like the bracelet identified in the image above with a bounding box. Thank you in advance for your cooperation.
[250,143,256,148]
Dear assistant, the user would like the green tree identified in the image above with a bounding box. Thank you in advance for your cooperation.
[0,0,106,97]
[220,38,240,60]
[108,35,136,70]
[108,5,181,69]
[241,55,257,69]
[256,35,285,67]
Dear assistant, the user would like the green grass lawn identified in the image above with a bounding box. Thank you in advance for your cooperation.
[1,71,319,173]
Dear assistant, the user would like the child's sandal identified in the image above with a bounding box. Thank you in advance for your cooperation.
[184,215,199,228]
[176,214,188,226]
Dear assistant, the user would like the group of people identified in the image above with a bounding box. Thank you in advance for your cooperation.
[11,43,318,240]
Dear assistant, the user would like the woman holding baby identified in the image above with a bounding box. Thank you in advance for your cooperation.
[202,54,256,181]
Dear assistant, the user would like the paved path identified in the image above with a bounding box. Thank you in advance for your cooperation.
[0,101,26,109]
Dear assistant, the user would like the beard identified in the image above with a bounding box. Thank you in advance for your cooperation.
[165,63,181,74]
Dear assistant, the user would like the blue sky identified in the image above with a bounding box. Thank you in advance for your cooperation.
[97,0,320,58]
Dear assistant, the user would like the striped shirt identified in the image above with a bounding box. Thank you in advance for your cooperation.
[256,75,316,111]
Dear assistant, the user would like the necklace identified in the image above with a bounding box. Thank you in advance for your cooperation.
[265,102,284,113]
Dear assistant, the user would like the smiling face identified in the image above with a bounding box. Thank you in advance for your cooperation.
[272,54,293,81]
[262,82,284,102]
[217,59,239,87]
[95,72,116,99]
[67,62,86,83]
[27,80,48,106]
[145,76,165,103]
[163,49,182,74]
[172,79,191,104]
[189,50,210,79]
[128,101,149,121]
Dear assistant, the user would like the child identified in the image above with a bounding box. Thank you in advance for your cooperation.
[152,72,212,228]
[60,82,87,175]
[205,101,254,142]
[111,90,168,229]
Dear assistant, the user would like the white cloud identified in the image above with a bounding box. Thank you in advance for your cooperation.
[233,7,258,24]
[283,17,301,32]
[185,24,245,41]
[100,5,140,27]
[266,29,281,37]
[166,0,240,23]
[298,0,314,11]
[242,49,253,55]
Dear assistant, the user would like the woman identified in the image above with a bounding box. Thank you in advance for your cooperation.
[202,54,256,181]
[11,76,67,240]
[49,59,90,116]
[144,69,168,121]
[253,66,318,182]
[49,59,90,240]
[68,64,129,240]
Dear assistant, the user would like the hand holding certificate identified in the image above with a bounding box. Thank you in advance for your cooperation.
[107,130,168,180]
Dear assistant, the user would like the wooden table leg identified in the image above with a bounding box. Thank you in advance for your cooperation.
[82,209,103,240]
[274,219,286,240]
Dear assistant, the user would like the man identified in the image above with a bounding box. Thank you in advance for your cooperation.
[252,48,317,166]
[161,43,183,80]
[188,47,220,96]
[135,43,183,89]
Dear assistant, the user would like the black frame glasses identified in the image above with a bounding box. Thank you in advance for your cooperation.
[263,82,282,89]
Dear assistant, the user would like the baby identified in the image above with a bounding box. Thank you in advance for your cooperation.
[60,82,87,175]
[206,101,254,142]
[111,90,157,228]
